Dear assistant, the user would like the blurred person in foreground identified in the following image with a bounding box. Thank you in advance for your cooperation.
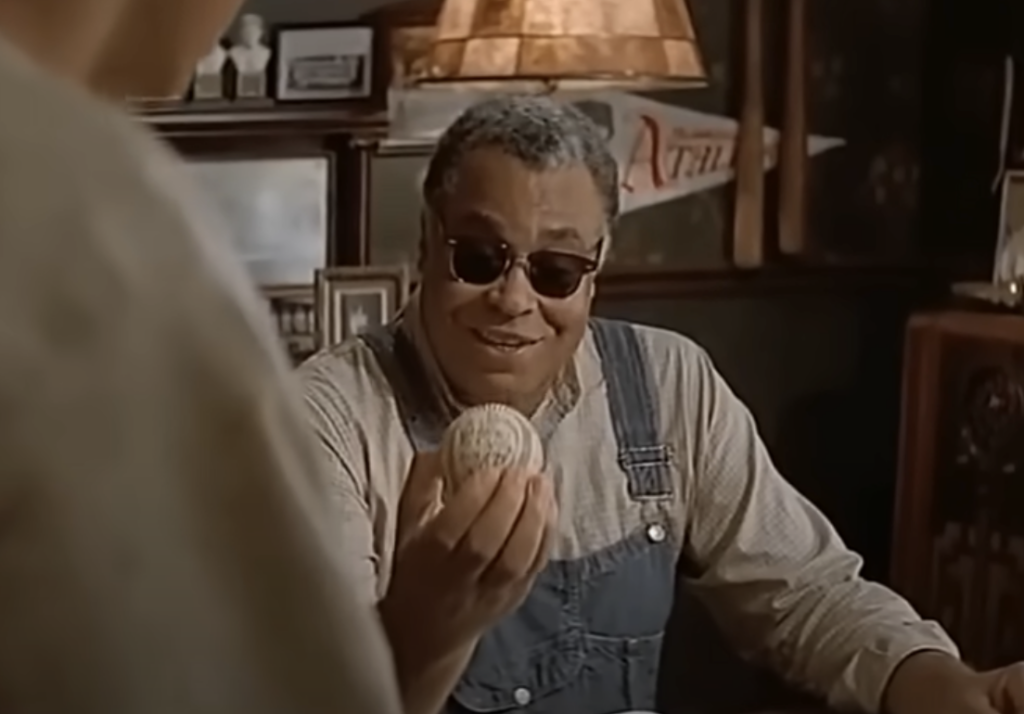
[0,1,401,712]
[300,94,1024,714]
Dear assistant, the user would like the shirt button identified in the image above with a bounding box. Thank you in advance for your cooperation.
[646,523,666,543]
[512,687,532,706]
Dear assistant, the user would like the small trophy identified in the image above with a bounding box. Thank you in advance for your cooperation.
[228,14,272,102]
[193,41,227,101]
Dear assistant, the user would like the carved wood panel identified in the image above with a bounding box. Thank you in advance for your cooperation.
[922,331,1024,668]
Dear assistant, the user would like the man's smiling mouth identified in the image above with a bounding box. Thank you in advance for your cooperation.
[471,329,542,352]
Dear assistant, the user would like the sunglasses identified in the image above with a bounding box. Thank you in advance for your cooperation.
[446,237,602,299]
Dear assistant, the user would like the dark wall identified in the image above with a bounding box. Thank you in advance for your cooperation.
[919,0,1018,269]
[239,0,935,578]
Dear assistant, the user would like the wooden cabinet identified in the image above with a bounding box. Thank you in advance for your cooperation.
[137,104,386,362]
[893,310,1024,669]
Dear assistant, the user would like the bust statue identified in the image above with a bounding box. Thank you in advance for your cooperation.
[193,41,227,100]
[229,14,271,99]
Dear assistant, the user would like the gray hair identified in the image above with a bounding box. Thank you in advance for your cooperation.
[422,95,620,230]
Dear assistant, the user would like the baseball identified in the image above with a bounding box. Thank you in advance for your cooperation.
[439,403,544,498]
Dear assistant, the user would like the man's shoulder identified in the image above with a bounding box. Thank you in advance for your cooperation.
[0,44,159,200]
[0,42,203,272]
[588,318,721,415]
[299,338,396,414]
[0,42,286,383]
[592,318,712,370]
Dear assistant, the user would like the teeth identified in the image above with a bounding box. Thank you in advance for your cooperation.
[479,335,529,348]
[472,330,537,350]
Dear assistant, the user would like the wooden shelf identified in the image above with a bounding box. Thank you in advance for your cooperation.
[135,102,388,138]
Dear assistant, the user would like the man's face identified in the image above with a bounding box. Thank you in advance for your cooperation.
[92,0,242,97]
[420,148,606,409]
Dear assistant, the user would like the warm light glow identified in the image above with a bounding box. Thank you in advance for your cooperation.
[415,0,707,91]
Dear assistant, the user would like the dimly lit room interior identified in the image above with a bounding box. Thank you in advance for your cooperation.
[5,0,1023,711]
[141,0,1024,710]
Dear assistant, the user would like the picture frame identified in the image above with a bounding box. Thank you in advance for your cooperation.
[995,170,1024,283]
[361,138,433,267]
[315,265,412,347]
[273,23,379,103]
[263,284,317,364]
[186,152,334,287]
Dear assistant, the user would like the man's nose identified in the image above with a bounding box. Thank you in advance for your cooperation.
[486,263,536,316]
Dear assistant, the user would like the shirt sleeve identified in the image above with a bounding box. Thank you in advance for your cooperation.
[0,142,401,714]
[681,347,958,713]
[299,355,382,605]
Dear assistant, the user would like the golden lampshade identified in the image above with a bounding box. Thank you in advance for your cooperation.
[415,0,707,91]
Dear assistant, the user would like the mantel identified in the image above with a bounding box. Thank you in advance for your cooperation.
[135,102,389,139]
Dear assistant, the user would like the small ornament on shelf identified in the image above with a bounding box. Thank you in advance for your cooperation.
[952,166,1024,313]
[994,170,1024,305]
[193,40,228,102]
[229,14,272,102]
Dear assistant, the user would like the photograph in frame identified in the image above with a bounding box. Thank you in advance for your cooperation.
[996,170,1024,283]
[316,265,411,347]
[188,155,332,287]
[367,145,432,267]
[275,25,374,102]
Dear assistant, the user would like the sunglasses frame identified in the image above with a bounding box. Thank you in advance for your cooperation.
[444,236,603,299]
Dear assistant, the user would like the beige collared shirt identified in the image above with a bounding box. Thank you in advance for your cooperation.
[300,295,958,713]
[0,36,400,714]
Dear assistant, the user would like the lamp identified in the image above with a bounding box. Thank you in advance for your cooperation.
[415,0,707,91]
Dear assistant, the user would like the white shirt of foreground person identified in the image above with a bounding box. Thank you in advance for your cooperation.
[0,37,400,714]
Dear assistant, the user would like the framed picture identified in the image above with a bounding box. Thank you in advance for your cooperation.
[274,23,375,102]
[364,139,432,267]
[263,285,317,365]
[316,265,411,347]
[996,170,1024,282]
[187,154,333,287]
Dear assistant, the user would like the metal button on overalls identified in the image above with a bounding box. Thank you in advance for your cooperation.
[513,687,532,706]
[646,523,666,543]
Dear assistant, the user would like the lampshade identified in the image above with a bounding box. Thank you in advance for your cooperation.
[415,0,707,91]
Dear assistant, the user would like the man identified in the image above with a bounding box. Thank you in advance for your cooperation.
[301,94,1024,714]
[0,1,400,712]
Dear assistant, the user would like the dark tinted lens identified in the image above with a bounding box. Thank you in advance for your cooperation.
[450,239,510,285]
[527,251,595,298]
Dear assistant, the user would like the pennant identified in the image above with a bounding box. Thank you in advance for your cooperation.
[389,89,845,214]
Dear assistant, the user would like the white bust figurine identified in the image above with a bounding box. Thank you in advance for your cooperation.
[229,14,271,75]
[195,41,227,77]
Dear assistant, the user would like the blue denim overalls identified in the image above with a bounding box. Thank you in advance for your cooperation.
[362,318,677,714]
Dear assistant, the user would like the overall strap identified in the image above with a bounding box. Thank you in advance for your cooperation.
[589,318,674,498]
[359,324,446,451]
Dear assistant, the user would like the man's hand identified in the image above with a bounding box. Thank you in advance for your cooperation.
[377,451,555,714]
[885,651,1024,714]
